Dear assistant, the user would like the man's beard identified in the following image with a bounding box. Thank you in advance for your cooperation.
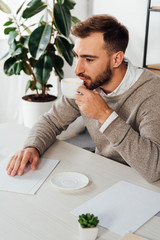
[77,64,112,90]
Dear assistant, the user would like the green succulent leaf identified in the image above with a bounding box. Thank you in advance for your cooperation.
[56,36,74,66]
[35,54,53,85]
[64,0,76,10]
[29,24,51,59]
[78,213,99,228]
[22,0,47,19]
[0,0,11,13]
[54,3,71,37]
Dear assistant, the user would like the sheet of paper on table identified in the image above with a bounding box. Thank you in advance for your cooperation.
[0,157,59,194]
[71,181,160,236]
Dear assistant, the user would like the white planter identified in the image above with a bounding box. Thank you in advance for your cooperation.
[22,98,55,128]
[79,225,99,240]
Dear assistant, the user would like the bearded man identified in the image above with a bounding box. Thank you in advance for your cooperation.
[6,15,160,183]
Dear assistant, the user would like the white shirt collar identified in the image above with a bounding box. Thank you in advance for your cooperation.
[100,59,144,97]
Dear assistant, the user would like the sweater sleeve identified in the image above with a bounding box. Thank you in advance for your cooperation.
[103,94,160,183]
[23,96,80,156]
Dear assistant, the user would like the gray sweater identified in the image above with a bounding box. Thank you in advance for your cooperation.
[24,69,160,182]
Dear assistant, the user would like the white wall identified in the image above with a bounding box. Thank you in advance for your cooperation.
[92,0,160,67]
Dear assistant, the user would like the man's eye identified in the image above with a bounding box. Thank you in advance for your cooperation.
[86,58,93,62]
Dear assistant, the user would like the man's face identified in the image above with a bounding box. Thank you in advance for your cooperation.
[73,32,113,90]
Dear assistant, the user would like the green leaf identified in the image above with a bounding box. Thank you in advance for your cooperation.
[8,40,16,53]
[4,27,16,35]
[20,36,29,48]
[71,16,80,27]
[21,24,32,35]
[22,1,47,19]
[57,0,65,4]
[15,61,22,74]
[0,51,9,60]
[35,81,42,90]
[27,0,40,7]
[25,80,32,93]
[0,0,11,13]
[54,3,71,37]
[29,57,37,68]
[11,48,22,57]
[52,55,64,69]
[22,61,32,75]
[35,54,53,85]
[16,0,26,15]
[56,36,74,65]
[55,67,64,79]
[3,20,13,26]
[64,0,76,10]
[8,31,18,46]
[29,24,51,59]
[4,57,22,75]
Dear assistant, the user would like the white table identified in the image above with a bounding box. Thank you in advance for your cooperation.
[1,123,160,240]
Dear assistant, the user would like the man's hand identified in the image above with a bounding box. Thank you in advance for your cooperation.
[6,147,40,177]
[75,85,113,124]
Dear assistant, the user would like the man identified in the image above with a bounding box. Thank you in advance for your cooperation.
[6,15,160,182]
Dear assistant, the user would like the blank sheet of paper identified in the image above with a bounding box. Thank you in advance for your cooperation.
[71,181,160,236]
[0,157,59,194]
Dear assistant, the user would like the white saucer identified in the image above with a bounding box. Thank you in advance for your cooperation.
[51,172,89,191]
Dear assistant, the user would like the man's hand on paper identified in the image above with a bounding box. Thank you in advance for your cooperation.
[6,147,40,176]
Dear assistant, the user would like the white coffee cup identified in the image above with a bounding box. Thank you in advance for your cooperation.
[61,78,83,98]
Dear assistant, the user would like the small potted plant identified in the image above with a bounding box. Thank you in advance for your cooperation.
[78,213,99,240]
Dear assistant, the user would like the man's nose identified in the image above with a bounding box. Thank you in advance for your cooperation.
[74,59,84,75]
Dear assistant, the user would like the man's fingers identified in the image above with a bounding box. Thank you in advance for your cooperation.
[30,156,40,171]
[17,151,31,176]
[6,155,17,175]
[6,155,15,171]
[76,85,88,95]
[6,148,40,176]
[11,156,22,176]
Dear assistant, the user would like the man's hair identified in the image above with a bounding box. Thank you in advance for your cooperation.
[71,14,129,55]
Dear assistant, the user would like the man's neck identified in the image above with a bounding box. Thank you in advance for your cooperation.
[100,62,127,95]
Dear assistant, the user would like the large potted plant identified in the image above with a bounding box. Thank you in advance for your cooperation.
[0,0,80,127]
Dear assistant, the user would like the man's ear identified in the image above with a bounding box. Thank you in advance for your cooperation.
[112,51,124,68]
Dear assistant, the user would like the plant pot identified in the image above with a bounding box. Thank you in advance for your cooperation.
[22,94,57,128]
[79,224,99,240]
